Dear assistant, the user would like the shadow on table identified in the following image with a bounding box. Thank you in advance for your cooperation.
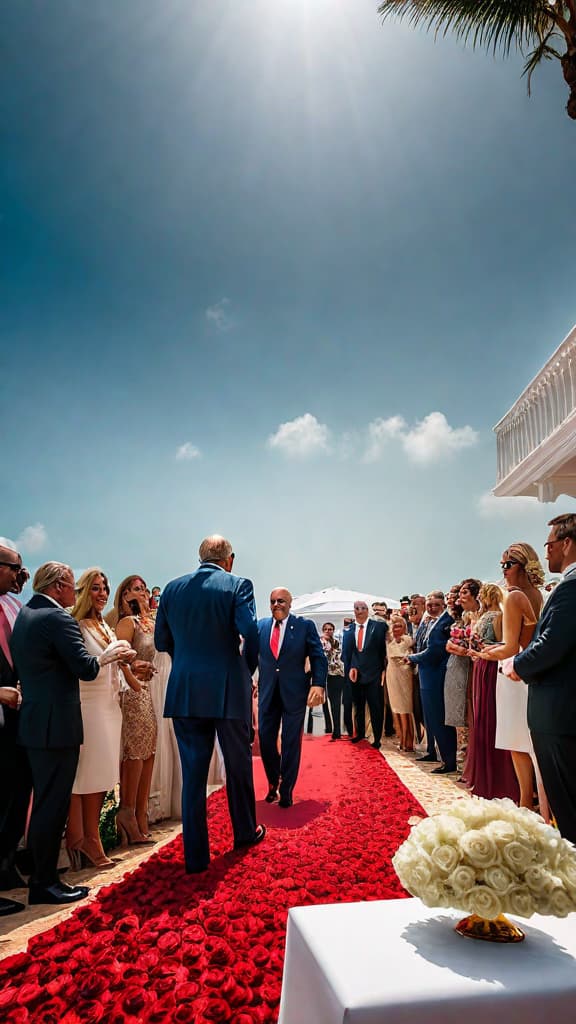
[402,916,574,984]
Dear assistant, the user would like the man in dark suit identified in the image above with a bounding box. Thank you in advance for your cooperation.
[0,545,31,915]
[155,535,265,873]
[507,513,576,844]
[10,561,134,905]
[342,600,387,750]
[254,588,327,807]
[409,591,456,773]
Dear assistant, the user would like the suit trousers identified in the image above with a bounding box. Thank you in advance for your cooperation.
[531,732,576,845]
[0,730,32,873]
[173,717,256,871]
[420,685,457,768]
[342,680,354,737]
[353,681,384,745]
[26,745,79,886]
[327,676,344,738]
[259,686,306,800]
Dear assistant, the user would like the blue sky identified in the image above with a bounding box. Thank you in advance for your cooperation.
[2,0,576,611]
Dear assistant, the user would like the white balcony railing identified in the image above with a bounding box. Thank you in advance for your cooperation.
[494,325,576,498]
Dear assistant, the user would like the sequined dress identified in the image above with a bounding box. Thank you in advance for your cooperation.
[121,618,158,761]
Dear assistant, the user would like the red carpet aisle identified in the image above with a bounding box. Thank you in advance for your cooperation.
[0,738,425,1024]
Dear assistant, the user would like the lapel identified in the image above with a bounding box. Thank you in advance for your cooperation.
[279,614,296,657]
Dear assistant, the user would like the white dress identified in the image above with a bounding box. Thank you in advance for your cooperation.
[149,651,182,821]
[495,673,531,753]
[73,625,123,794]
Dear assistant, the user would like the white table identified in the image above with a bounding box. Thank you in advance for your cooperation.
[279,897,576,1024]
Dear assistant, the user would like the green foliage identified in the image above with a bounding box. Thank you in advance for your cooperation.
[99,790,119,853]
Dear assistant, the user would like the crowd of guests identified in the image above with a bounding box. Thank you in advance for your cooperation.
[1,512,576,914]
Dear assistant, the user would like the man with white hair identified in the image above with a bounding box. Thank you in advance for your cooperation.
[10,562,135,905]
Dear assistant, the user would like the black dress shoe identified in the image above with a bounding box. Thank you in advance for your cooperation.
[416,754,438,762]
[265,786,279,804]
[0,896,25,916]
[28,881,89,905]
[278,796,293,808]
[351,736,364,744]
[330,735,341,741]
[234,825,267,849]
[371,742,381,750]
[186,864,209,874]
[431,765,457,775]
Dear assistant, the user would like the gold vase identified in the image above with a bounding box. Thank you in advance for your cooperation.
[455,913,525,943]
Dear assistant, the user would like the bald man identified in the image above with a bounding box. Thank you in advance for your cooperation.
[254,589,327,807]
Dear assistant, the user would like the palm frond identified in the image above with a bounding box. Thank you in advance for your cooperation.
[522,29,564,93]
[377,1,557,57]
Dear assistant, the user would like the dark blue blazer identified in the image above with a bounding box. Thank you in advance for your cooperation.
[514,574,576,735]
[255,614,327,716]
[9,594,100,748]
[155,563,258,721]
[408,611,453,690]
[342,619,388,684]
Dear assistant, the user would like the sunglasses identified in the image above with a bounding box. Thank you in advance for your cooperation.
[270,598,287,605]
[500,560,520,570]
[0,561,21,571]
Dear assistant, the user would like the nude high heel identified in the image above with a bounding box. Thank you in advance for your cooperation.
[115,809,156,847]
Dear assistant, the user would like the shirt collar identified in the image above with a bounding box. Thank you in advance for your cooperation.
[37,593,66,610]
[563,562,576,579]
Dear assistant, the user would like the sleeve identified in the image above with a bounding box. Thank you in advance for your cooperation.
[306,620,328,688]
[233,577,258,644]
[51,612,100,680]
[514,586,576,680]
[154,594,174,657]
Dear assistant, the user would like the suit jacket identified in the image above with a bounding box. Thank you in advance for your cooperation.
[155,563,257,721]
[9,594,100,748]
[342,619,388,685]
[514,574,576,735]
[255,614,328,715]
[408,611,452,690]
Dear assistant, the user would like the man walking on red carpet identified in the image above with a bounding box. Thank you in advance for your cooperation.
[155,535,266,872]
[253,588,327,808]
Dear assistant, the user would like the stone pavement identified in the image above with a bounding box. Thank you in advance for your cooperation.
[0,742,468,960]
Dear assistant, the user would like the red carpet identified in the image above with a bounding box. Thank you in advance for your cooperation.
[0,738,425,1024]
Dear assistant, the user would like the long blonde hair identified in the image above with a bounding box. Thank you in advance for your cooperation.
[105,574,147,628]
[479,583,503,614]
[70,568,110,622]
[503,542,545,588]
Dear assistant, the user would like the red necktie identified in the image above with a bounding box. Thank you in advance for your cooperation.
[270,621,281,659]
[0,603,13,667]
[357,624,364,652]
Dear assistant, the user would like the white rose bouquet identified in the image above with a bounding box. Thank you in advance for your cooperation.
[393,797,576,920]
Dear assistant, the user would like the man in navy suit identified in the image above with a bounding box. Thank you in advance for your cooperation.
[255,588,327,808]
[155,535,265,872]
[506,513,576,843]
[408,591,456,774]
[10,562,133,905]
[342,600,387,749]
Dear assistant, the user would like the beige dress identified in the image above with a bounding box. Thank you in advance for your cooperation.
[386,635,414,714]
[121,618,158,760]
[73,622,122,794]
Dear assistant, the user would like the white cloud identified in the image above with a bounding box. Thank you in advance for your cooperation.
[205,297,232,332]
[175,442,201,461]
[365,411,478,464]
[477,492,544,520]
[365,416,406,462]
[267,413,331,458]
[0,523,48,555]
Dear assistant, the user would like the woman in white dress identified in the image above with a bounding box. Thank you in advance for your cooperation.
[386,616,414,752]
[471,542,549,820]
[65,569,141,868]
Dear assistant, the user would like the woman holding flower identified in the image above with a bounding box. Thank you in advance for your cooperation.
[471,543,549,819]
[444,579,480,771]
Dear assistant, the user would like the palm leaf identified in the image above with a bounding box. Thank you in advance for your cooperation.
[522,28,564,93]
[377,1,558,56]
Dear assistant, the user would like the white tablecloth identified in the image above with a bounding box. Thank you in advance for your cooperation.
[279,897,576,1024]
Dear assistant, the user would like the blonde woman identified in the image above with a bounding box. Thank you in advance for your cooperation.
[464,583,519,800]
[471,543,549,819]
[111,576,158,845]
[385,616,414,751]
[66,569,140,868]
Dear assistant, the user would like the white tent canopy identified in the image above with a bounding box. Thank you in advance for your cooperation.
[291,587,400,631]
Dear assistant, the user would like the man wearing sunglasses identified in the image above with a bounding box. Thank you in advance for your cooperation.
[0,546,31,915]
[504,513,576,843]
